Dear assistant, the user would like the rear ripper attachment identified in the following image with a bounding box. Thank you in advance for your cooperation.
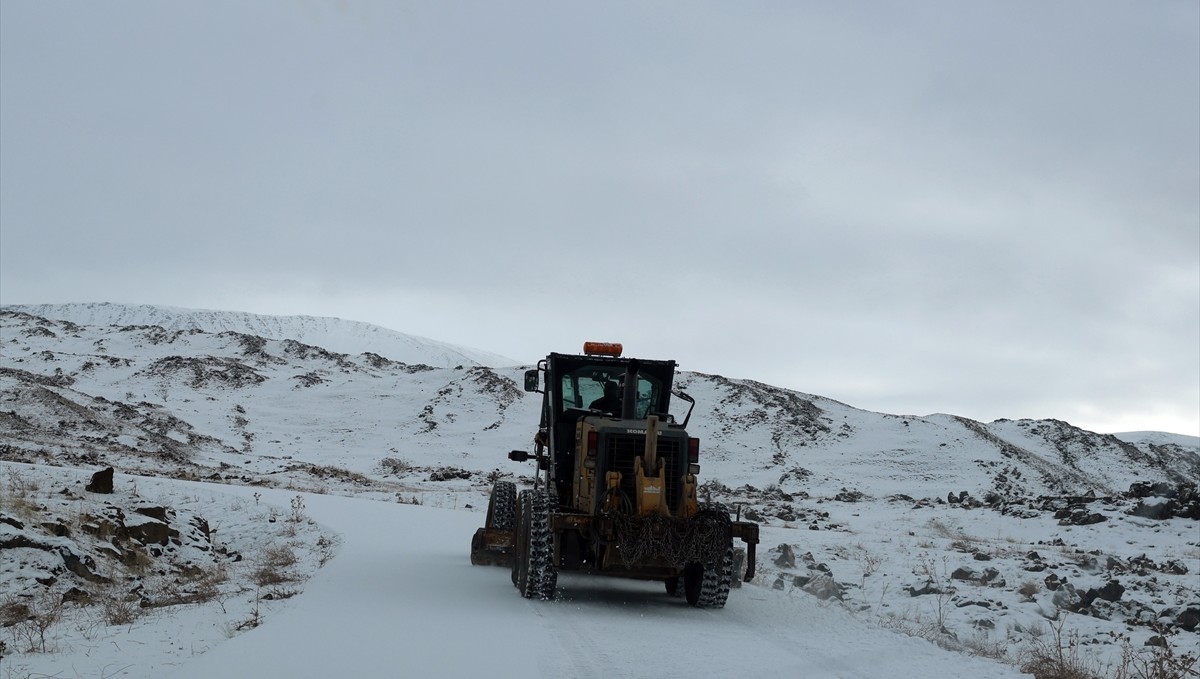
[470,342,758,608]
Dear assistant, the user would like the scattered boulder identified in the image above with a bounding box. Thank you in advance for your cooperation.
[1051,585,1083,612]
[906,579,944,597]
[1126,554,1190,576]
[61,587,91,605]
[126,517,170,546]
[1126,481,1177,499]
[1174,606,1200,632]
[59,548,108,583]
[951,567,976,581]
[950,566,1006,588]
[190,516,212,540]
[773,543,796,569]
[1023,551,1049,572]
[85,467,114,494]
[1057,509,1106,525]
[427,466,472,482]
[833,488,864,502]
[1130,499,1174,520]
[774,505,798,522]
[800,573,842,601]
[41,521,70,537]
[133,505,169,522]
[799,552,831,573]
[980,568,1005,587]
[1094,580,1126,603]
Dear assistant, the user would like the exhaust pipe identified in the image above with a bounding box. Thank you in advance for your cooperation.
[620,359,640,420]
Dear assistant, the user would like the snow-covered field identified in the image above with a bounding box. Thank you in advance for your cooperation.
[4,467,1030,679]
[1,463,335,679]
[1,304,1197,679]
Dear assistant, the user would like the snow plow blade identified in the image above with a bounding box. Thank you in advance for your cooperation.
[470,527,514,567]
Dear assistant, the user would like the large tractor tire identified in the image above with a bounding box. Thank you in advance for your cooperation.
[485,480,517,531]
[528,489,557,599]
[512,490,532,591]
[697,546,734,609]
[514,489,557,600]
[665,576,682,597]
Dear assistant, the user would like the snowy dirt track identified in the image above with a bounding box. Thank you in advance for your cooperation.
[164,486,1026,679]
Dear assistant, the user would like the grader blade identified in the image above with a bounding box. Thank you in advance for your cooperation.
[469,527,515,567]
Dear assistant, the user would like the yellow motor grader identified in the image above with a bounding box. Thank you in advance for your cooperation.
[470,342,758,607]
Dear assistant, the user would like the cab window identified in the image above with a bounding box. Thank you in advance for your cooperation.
[560,365,662,419]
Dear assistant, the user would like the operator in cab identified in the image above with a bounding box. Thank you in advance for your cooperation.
[589,381,622,415]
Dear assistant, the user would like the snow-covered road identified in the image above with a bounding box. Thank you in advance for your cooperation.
[161,485,1026,679]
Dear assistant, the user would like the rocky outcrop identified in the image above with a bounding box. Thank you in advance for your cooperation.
[1127,482,1200,520]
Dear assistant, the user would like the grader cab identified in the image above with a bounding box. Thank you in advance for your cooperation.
[470,342,758,608]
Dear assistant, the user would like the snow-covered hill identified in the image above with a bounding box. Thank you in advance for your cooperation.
[3,303,517,369]
[2,307,1194,500]
[1,307,1197,678]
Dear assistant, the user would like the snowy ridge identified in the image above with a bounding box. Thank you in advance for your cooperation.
[2,302,517,369]
[1113,430,1200,448]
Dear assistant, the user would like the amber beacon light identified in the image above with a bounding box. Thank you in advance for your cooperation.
[582,341,623,357]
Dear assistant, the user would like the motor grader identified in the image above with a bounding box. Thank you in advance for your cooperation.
[470,342,758,607]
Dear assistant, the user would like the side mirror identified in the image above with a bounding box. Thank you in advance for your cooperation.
[672,390,696,428]
[524,369,540,392]
[508,450,532,462]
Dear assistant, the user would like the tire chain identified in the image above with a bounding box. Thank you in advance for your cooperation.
[488,481,517,531]
[610,503,731,569]
[697,546,733,608]
[526,487,558,600]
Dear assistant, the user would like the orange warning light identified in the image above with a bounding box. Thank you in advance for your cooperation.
[583,342,623,357]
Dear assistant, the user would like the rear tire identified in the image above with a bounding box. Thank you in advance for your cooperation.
[512,491,531,589]
[665,576,681,597]
[486,481,517,531]
[697,546,734,609]
[528,488,557,600]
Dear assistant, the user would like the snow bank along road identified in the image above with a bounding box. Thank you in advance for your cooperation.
[166,485,1026,679]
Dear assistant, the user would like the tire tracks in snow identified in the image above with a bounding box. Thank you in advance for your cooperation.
[529,600,608,679]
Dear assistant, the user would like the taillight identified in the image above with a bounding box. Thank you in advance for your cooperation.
[688,437,699,464]
[587,430,599,456]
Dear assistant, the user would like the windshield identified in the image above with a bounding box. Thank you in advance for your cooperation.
[560,365,662,419]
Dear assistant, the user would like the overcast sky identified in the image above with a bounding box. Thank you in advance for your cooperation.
[1,1,1197,436]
